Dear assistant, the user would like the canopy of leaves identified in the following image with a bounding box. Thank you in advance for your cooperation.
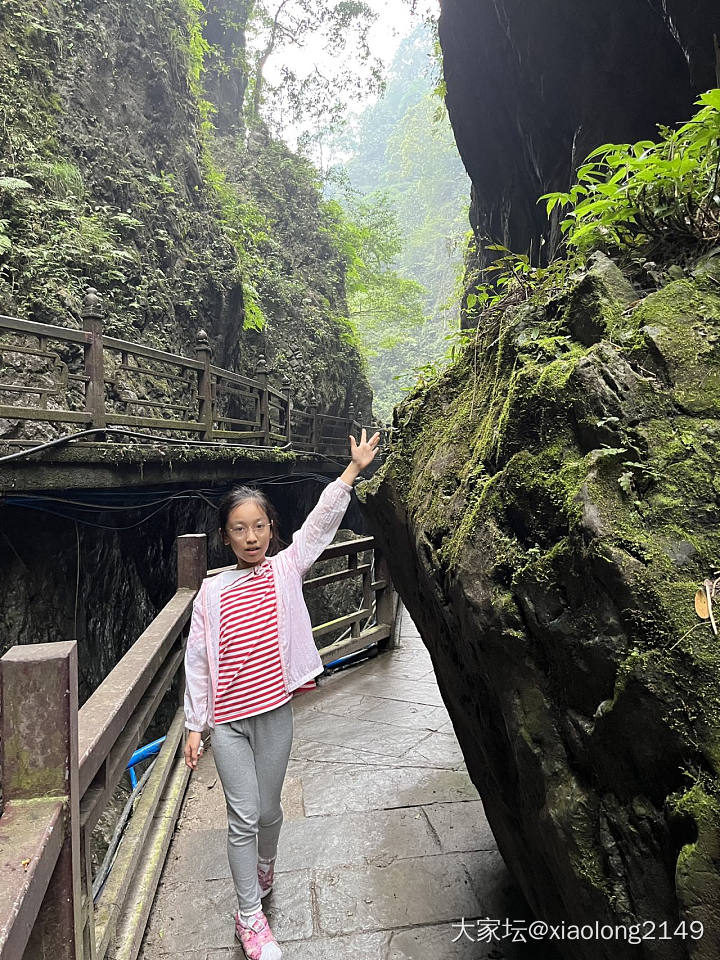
[241,0,384,133]
[324,193,427,353]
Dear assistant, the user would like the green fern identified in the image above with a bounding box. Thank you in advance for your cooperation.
[541,89,720,254]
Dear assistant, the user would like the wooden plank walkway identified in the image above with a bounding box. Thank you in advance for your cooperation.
[139,608,553,959]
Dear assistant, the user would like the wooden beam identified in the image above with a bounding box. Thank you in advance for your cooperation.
[312,607,372,639]
[78,591,193,796]
[317,536,375,561]
[319,623,391,663]
[304,564,371,590]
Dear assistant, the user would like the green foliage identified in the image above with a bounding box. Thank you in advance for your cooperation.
[541,89,720,256]
[0,177,33,194]
[173,0,215,123]
[198,146,268,330]
[465,244,574,321]
[206,131,365,356]
[329,25,470,417]
[0,0,243,340]
[0,0,373,415]
[325,193,428,352]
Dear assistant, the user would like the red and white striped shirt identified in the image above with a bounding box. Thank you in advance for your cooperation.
[214,563,315,724]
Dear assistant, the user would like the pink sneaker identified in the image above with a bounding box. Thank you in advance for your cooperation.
[234,909,282,960]
[257,859,275,898]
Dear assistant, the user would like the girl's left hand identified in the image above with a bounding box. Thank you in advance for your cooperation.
[350,428,381,470]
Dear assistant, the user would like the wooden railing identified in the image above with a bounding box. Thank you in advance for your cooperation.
[0,288,390,456]
[0,533,396,960]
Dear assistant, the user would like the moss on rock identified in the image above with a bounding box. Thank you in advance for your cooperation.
[362,251,720,956]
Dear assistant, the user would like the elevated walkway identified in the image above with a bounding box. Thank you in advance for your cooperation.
[139,609,546,959]
[0,297,388,494]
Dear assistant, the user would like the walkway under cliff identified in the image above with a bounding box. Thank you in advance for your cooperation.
[138,608,551,959]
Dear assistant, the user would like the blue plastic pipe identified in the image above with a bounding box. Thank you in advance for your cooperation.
[127,736,166,789]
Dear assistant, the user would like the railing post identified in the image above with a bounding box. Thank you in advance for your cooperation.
[195,329,213,441]
[384,420,392,452]
[308,392,319,452]
[347,402,355,443]
[361,547,373,615]
[348,551,361,639]
[374,546,397,651]
[282,374,292,446]
[255,354,270,446]
[83,286,106,430]
[176,534,208,711]
[1,641,83,959]
[177,533,208,591]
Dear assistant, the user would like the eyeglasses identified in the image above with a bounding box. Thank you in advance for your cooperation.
[227,521,272,541]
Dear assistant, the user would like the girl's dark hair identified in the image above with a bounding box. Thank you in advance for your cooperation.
[218,486,285,556]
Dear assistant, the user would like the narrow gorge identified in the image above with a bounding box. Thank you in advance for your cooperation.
[4,0,720,955]
[362,1,720,957]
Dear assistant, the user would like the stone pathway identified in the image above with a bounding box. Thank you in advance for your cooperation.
[140,608,553,959]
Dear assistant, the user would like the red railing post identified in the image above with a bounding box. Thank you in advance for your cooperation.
[82,287,106,430]
[1,641,82,959]
[195,329,213,441]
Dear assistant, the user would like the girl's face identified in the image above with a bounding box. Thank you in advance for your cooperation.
[222,500,273,568]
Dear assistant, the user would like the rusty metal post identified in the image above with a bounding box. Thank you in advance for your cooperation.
[1,642,83,959]
[177,533,208,591]
[195,329,213,441]
[282,374,292,445]
[255,355,270,446]
[82,287,106,430]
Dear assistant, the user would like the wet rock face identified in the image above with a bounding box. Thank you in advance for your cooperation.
[361,257,720,957]
[438,0,720,263]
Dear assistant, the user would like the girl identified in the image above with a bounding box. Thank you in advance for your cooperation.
[183,429,380,960]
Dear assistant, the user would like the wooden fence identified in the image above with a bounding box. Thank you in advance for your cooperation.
[0,533,396,960]
[0,288,389,456]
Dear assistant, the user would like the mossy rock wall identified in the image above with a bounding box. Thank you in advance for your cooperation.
[362,254,720,958]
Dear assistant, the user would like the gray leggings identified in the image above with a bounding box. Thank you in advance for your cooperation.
[211,701,294,914]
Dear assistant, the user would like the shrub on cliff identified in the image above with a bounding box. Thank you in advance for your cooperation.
[542,89,720,259]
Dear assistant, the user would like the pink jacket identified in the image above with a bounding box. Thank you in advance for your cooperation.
[184,478,353,732]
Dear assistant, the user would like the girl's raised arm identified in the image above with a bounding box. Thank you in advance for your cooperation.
[284,428,381,576]
[340,428,381,487]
